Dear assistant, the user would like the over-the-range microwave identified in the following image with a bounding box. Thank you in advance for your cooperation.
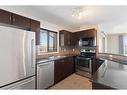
[79,37,95,47]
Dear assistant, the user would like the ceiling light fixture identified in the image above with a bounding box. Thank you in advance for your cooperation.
[72,7,85,19]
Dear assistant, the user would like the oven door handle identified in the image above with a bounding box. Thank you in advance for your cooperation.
[89,59,92,73]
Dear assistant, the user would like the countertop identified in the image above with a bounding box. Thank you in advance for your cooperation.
[36,54,76,64]
[92,58,127,89]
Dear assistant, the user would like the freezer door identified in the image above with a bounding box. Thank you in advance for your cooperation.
[1,76,35,89]
[0,26,35,87]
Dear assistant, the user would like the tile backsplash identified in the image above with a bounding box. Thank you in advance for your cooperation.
[36,45,80,59]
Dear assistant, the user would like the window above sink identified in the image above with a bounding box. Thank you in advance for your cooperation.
[39,28,57,53]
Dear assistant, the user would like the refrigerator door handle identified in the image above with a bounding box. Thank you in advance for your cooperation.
[23,33,27,77]
[23,57,27,77]
[31,39,34,68]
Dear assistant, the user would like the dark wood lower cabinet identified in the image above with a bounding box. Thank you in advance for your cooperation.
[54,59,64,83]
[92,82,114,89]
[54,57,74,84]
[92,58,104,75]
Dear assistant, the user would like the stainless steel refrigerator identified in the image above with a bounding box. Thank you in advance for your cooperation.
[0,25,36,89]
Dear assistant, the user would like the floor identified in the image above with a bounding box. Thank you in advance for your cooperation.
[49,73,92,89]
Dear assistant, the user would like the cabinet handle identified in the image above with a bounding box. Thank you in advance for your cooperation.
[13,17,15,22]
[9,16,11,22]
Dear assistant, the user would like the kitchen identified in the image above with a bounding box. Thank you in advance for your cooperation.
[1,6,127,90]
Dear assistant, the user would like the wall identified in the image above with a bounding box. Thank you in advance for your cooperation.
[99,22,127,34]
[98,21,127,55]
[107,34,119,54]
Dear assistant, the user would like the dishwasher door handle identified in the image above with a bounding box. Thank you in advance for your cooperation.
[38,62,52,67]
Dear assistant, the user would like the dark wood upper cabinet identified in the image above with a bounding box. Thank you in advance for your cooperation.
[12,14,31,30]
[59,30,66,47]
[0,9,12,24]
[75,29,96,38]
[30,19,40,45]
[72,28,97,46]
[0,9,41,45]
[30,19,40,32]
[59,29,97,47]
[69,32,73,46]
[0,9,31,30]
[72,32,80,46]
[86,29,96,37]
[59,30,72,47]
[59,31,64,46]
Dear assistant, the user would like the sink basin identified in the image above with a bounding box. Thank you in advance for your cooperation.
[48,55,66,60]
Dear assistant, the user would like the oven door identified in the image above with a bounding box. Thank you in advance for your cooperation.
[76,57,91,72]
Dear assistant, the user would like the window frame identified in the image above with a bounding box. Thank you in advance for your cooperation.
[40,28,57,53]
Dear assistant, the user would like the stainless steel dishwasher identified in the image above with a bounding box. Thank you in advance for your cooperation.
[37,61,54,89]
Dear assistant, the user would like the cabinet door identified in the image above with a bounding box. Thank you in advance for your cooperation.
[59,30,69,46]
[54,60,64,84]
[0,9,11,24]
[69,32,73,46]
[92,58,104,75]
[64,31,68,46]
[12,14,31,30]
[30,19,40,45]
[66,32,71,46]
[68,57,74,74]
[64,57,74,77]
[59,30,72,47]
[71,33,76,46]
[30,19,40,32]
[73,32,80,46]
[87,29,96,37]
[54,57,74,84]
[67,32,73,46]
[59,31,64,47]
[92,82,113,89]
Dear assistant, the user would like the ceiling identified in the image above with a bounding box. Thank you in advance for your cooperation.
[1,6,127,29]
